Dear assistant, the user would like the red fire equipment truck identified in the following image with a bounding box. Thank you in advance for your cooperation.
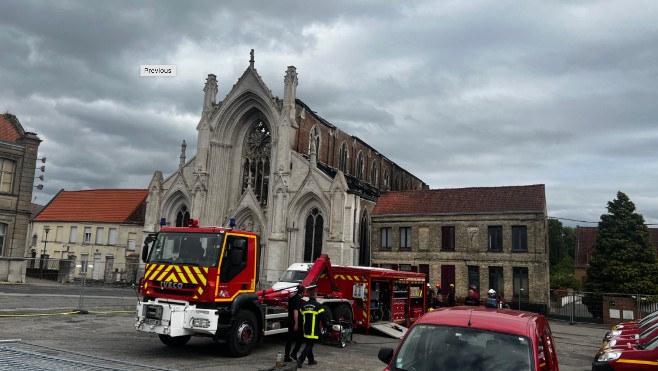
[135,220,426,356]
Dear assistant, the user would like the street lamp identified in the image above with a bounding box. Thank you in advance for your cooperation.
[519,288,524,310]
[42,225,51,257]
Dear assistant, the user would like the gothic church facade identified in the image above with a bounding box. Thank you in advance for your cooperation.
[144,52,426,284]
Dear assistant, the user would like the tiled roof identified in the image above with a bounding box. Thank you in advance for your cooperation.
[372,184,545,216]
[0,114,23,143]
[575,226,598,267]
[575,226,658,268]
[30,203,45,220]
[34,189,148,223]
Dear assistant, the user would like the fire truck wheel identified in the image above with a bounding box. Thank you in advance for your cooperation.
[227,310,258,357]
[332,304,353,324]
[158,334,191,347]
[321,305,333,322]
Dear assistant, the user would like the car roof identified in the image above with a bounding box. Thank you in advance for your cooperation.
[418,306,546,337]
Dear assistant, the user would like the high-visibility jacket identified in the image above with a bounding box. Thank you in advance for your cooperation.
[300,298,326,340]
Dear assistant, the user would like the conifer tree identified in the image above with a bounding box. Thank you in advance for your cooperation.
[585,191,658,294]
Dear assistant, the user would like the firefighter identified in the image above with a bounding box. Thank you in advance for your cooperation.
[284,285,305,363]
[470,284,480,301]
[447,283,456,307]
[425,283,434,309]
[485,289,499,308]
[297,289,328,368]
[464,289,479,306]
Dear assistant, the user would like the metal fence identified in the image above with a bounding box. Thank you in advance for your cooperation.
[548,289,658,324]
[24,258,141,285]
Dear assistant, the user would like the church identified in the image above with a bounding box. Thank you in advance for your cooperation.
[144,51,427,284]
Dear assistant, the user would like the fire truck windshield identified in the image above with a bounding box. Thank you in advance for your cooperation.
[147,232,224,267]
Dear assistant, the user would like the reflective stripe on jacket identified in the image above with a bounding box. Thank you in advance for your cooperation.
[300,300,325,340]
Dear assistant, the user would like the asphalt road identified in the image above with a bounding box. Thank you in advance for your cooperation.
[0,279,608,370]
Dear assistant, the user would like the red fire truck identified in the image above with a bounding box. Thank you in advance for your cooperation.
[135,220,426,356]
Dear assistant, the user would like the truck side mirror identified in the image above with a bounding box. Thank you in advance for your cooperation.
[378,348,394,364]
[142,234,156,263]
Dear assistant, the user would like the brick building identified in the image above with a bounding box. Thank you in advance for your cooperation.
[32,189,148,281]
[574,226,658,285]
[0,113,41,282]
[371,184,549,308]
[144,51,426,284]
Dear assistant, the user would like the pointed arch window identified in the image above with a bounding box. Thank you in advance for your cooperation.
[304,208,324,262]
[308,126,320,155]
[383,170,389,190]
[359,211,370,266]
[242,121,271,205]
[370,160,378,186]
[175,205,190,227]
[338,142,348,173]
[356,151,364,180]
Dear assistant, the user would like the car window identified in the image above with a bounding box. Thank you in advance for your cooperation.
[641,334,658,350]
[392,324,532,371]
[278,270,308,283]
[639,321,658,338]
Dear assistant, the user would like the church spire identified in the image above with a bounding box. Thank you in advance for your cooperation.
[202,74,218,119]
[179,140,187,167]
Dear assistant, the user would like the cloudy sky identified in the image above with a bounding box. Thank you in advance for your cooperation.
[2,0,657,227]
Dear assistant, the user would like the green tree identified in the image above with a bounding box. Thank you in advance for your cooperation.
[585,191,658,294]
[549,219,576,268]
[550,256,581,289]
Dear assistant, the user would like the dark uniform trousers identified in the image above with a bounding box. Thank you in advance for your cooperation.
[298,299,326,365]
[285,294,303,359]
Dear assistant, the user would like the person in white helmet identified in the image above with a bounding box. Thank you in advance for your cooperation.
[485,289,499,308]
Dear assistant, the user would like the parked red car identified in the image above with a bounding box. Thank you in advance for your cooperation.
[601,321,658,351]
[604,317,658,341]
[377,306,559,371]
[593,334,658,370]
[609,310,658,332]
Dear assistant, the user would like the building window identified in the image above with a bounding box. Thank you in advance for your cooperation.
[488,226,503,251]
[512,226,528,252]
[128,232,136,251]
[0,159,15,193]
[0,223,6,256]
[399,227,412,250]
[489,266,504,297]
[69,226,78,243]
[83,227,92,244]
[55,226,63,242]
[383,170,389,190]
[513,267,529,302]
[31,233,37,247]
[399,264,412,271]
[175,205,190,227]
[95,227,104,244]
[370,160,378,186]
[339,142,348,173]
[304,207,324,262]
[308,126,320,155]
[441,226,455,250]
[108,228,117,245]
[468,265,480,293]
[380,227,392,250]
[242,120,271,205]
[355,151,364,179]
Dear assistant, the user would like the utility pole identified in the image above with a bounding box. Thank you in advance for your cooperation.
[40,225,51,278]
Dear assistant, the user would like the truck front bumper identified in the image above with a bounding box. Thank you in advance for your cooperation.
[135,298,219,337]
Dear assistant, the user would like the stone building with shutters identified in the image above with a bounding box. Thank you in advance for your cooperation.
[31,189,148,282]
[371,184,550,309]
[144,51,427,284]
[0,113,41,282]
